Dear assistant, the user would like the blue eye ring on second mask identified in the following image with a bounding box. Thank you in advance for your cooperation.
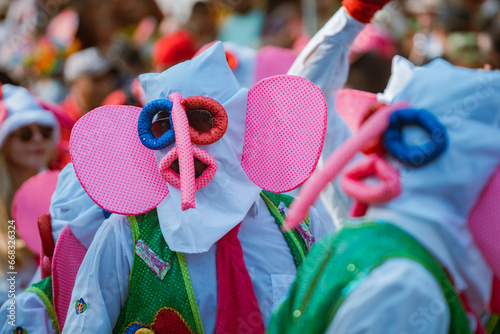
[138,99,175,150]
[384,108,448,168]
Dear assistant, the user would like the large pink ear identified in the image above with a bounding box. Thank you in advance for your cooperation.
[70,105,169,215]
[241,75,327,193]
[335,89,379,132]
[468,164,500,280]
[52,225,86,332]
[12,170,59,253]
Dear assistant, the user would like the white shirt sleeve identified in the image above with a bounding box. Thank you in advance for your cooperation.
[288,7,365,227]
[287,7,364,100]
[62,215,134,333]
[0,291,57,334]
[327,258,450,334]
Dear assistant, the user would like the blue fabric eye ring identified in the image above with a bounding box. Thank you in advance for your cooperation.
[137,99,175,150]
[384,108,447,168]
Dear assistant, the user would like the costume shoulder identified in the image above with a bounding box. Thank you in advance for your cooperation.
[269,222,465,334]
[327,258,450,334]
[62,214,134,332]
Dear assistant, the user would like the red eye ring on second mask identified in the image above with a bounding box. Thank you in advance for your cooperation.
[182,96,228,145]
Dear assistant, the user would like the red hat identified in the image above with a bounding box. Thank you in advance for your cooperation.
[152,30,197,70]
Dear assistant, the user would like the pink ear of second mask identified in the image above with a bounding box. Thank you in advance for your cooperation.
[70,105,169,215]
[469,164,500,279]
[336,89,378,132]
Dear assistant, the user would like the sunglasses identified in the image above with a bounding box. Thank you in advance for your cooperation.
[13,125,54,142]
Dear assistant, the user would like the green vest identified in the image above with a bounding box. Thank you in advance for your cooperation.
[268,221,471,334]
[25,276,60,334]
[115,191,312,333]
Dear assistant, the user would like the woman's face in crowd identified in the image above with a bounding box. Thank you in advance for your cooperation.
[3,123,55,172]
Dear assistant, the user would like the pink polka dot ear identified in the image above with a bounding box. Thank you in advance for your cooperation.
[241,75,327,193]
[70,105,169,215]
[469,164,500,280]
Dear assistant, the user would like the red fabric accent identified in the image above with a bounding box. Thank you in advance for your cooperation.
[216,224,265,334]
[0,101,7,125]
[342,1,391,24]
[460,294,485,334]
[38,214,54,279]
[41,256,52,279]
[350,200,369,217]
[491,276,500,314]
[225,50,239,71]
[153,30,197,70]
[152,308,194,334]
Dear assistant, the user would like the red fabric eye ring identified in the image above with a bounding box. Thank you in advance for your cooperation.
[182,96,228,145]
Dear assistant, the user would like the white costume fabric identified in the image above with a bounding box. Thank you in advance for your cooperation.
[0,163,107,334]
[63,43,331,332]
[63,200,326,333]
[288,7,499,333]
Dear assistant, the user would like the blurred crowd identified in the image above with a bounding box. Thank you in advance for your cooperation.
[0,0,500,294]
[1,0,500,104]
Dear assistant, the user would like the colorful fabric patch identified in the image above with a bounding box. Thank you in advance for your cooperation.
[13,327,27,334]
[297,222,315,252]
[75,298,87,315]
[278,201,289,215]
[135,239,171,280]
[124,307,194,334]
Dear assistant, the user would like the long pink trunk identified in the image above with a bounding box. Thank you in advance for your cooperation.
[170,93,196,210]
[284,103,406,230]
